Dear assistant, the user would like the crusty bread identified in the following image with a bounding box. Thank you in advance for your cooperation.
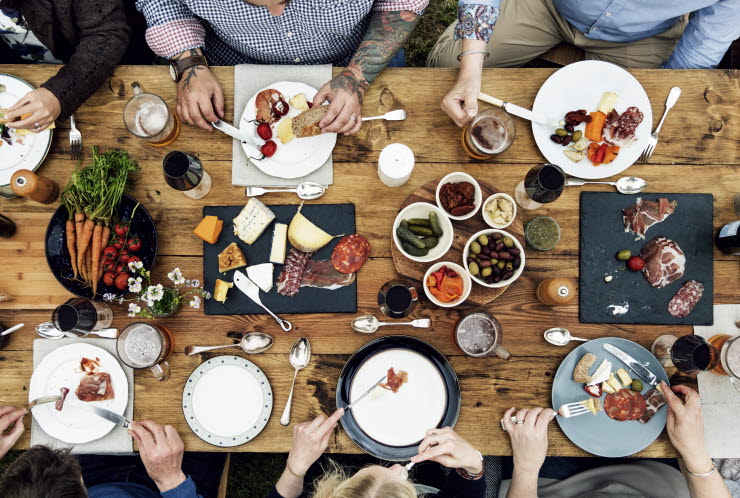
[573,353,596,383]
[292,106,329,138]
[0,109,10,125]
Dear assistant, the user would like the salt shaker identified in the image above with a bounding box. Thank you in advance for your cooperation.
[377,143,415,187]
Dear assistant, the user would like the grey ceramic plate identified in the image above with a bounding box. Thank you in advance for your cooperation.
[552,337,669,457]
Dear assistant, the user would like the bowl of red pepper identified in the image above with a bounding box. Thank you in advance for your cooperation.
[423,262,472,308]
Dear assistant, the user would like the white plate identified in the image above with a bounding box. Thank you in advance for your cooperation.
[531,61,652,180]
[0,73,53,187]
[392,202,454,263]
[183,355,272,447]
[349,349,447,447]
[28,343,128,444]
[240,81,337,179]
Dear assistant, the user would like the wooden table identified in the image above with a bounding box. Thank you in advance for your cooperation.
[1,65,738,457]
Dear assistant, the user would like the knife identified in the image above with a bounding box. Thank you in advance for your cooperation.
[89,406,131,428]
[603,343,659,387]
[477,92,563,127]
[344,376,386,411]
[233,270,293,332]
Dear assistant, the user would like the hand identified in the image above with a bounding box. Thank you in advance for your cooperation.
[662,382,712,472]
[410,427,482,474]
[286,408,344,476]
[0,407,26,459]
[441,73,481,128]
[176,65,224,131]
[502,407,554,474]
[129,420,187,492]
[313,73,365,136]
[5,88,61,132]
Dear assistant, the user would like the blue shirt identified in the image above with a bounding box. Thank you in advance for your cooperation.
[87,476,201,498]
[456,0,740,69]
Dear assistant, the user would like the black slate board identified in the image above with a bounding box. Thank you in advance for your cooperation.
[579,192,713,325]
[203,203,357,316]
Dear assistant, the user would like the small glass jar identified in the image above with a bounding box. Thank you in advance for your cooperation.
[525,216,561,251]
[146,287,182,318]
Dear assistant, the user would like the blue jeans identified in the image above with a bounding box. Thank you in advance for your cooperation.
[387,48,406,68]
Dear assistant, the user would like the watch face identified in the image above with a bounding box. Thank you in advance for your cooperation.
[169,64,178,82]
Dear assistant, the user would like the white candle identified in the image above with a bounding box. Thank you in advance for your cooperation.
[377,144,415,187]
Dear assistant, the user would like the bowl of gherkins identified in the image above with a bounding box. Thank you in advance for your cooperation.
[463,229,525,288]
[392,202,454,263]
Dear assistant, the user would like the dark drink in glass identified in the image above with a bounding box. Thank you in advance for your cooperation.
[671,335,719,375]
[163,151,211,199]
[0,214,16,238]
[514,164,565,210]
[378,280,418,319]
[52,298,113,337]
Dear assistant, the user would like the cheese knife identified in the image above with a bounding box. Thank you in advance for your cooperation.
[233,270,293,332]
[603,343,659,387]
[89,406,131,428]
[477,92,562,127]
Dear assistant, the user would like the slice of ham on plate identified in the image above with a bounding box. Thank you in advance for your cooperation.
[76,372,115,402]
[640,237,685,289]
[380,367,408,394]
[623,198,677,238]
[300,260,355,290]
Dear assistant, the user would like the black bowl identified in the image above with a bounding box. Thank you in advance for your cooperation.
[45,193,158,301]
[336,335,461,461]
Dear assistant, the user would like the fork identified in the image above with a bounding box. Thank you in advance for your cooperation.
[499,402,590,430]
[638,87,680,164]
[69,114,82,161]
[362,109,407,121]
[28,395,62,411]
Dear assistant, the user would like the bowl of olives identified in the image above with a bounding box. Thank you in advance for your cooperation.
[463,229,525,288]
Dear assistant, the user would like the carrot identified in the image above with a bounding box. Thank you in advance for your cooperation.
[65,220,78,278]
[585,111,607,142]
[90,224,103,296]
[77,217,95,282]
[86,244,92,284]
[75,211,84,258]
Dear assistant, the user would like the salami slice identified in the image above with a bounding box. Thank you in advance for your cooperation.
[332,234,370,274]
[277,249,312,297]
[668,280,704,318]
[604,390,631,421]
[626,389,647,420]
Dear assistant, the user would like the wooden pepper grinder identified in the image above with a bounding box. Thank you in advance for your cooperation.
[10,169,59,204]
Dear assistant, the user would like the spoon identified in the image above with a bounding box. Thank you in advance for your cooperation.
[565,176,647,194]
[362,109,407,122]
[351,315,432,334]
[245,182,325,200]
[36,322,119,339]
[184,332,274,355]
[544,327,589,347]
[0,323,24,336]
[281,337,311,426]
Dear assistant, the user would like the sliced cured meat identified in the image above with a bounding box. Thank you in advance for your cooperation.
[55,387,70,411]
[668,280,704,318]
[622,198,677,238]
[603,107,644,147]
[639,388,667,424]
[626,389,647,420]
[604,390,631,421]
[332,234,371,274]
[277,249,312,297]
[640,237,686,288]
[380,367,408,394]
[255,88,286,124]
[76,372,115,402]
[300,260,356,290]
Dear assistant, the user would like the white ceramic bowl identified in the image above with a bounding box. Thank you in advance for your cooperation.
[462,229,526,288]
[392,202,454,263]
[435,172,483,221]
[422,262,472,308]
[481,193,517,229]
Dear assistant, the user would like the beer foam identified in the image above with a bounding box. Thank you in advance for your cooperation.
[124,324,161,366]
[135,103,168,136]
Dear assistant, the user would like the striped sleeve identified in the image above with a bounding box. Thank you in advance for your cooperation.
[136,0,206,58]
[373,0,429,16]
[455,0,500,42]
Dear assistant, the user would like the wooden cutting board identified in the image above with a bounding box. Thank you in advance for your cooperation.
[391,179,525,307]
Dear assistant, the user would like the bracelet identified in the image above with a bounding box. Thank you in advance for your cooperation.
[456,451,485,480]
[687,462,717,477]
[285,461,306,479]
[457,50,490,62]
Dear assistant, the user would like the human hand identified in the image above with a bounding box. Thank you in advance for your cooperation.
[441,72,481,127]
[176,65,224,131]
[313,73,366,135]
[5,88,60,132]
[662,382,711,472]
[0,407,26,459]
[410,427,482,474]
[286,408,344,476]
[502,407,554,474]
[129,420,187,492]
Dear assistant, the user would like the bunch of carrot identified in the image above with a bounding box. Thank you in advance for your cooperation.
[61,148,139,296]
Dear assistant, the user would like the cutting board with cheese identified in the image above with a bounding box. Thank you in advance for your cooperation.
[203,202,357,316]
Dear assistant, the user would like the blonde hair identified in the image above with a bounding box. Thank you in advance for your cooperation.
[310,461,417,498]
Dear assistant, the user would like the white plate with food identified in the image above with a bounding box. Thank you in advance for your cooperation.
[0,73,53,187]
[29,343,128,444]
[531,61,652,180]
[240,81,337,179]
[182,355,272,447]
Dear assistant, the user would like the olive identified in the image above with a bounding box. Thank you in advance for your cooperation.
[490,258,498,265]
[493,275,502,284]
[492,266,502,277]
[479,259,492,268]
[616,249,632,261]
[478,234,489,246]
[481,246,491,256]
[481,267,493,277]
[493,233,503,241]
[509,248,520,256]
[555,128,568,137]
[498,251,510,261]
[503,237,514,248]
[497,260,506,270]
[513,256,521,269]
[564,124,574,133]
[477,253,490,260]
[468,261,480,276]
[505,262,514,271]
[572,130,583,142]
[502,270,514,280]
[495,242,504,252]
[550,134,562,144]
[489,251,499,260]
[561,135,572,146]
[470,241,481,254]
[467,256,475,263]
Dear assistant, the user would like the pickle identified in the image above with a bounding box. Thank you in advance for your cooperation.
[423,236,439,249]
[396,226,426,249]
[407,218,430,227]
[401,241,428,257]
[408,225,434,237]
[400,219,408,230]
[631,379,644,392]
[429,211,443,237]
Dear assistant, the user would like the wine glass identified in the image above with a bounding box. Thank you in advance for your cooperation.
[514,163,565,210]
[162,151,212,199]
[652,334,719,375]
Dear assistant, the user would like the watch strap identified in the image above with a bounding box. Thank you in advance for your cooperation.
[172,55,208,81]
[456,451,484,480]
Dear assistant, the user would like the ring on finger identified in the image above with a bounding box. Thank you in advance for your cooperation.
[34,122,40,130]
[350,115,357,121]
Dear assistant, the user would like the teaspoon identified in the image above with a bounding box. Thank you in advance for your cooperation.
[351,315,432,334]
[245,182,325,200]
[184,332,274,355]
[281,337,311,426]
[544,327,589,347]
[362,109,407,122]
[565,176,647,194]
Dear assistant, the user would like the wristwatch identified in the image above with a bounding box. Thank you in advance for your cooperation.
[456,451,485,480]
[170,55,208,83]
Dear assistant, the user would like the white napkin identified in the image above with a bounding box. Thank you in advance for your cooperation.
[231,64,333,187]
[694,304,740,458]
[31,338,134,455]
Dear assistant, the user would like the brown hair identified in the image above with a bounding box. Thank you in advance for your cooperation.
[311,461,417,498]
[0,446,87,498]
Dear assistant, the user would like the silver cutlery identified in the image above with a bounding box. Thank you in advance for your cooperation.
[351,315,431,334]
[88,406,131,428]
[555,402,591,418]
[344,376,386,411]
[233,270,292,332]
[543,327,589,347]
[0,186,17,199]
[185,332,273,355]
[28,395,62,411]
[246,182,325,200]
[281,337,311,426]
[603,343,659,387]
[36,322,119,339]
[362,109,407,122]
[565,176,647,194]
[69,115,82,161]
[639,87,680,164]
[0,323,24,336]
[478,92,561,127]
[211,119,255,144]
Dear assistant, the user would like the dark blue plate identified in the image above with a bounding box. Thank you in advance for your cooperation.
[45,193,158,301]
[336,336,461,461]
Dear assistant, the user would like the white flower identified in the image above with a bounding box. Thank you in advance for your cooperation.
[128,260,144,271]
[167,268,185,285]
[191,279,200,288]
[189,296,201,309]
[117,297,125,304]
[128,277,143,294]
[146,284,164,303]
[127,303,141,317]
[184,279,192,287]
[202,290,212,299]
[102,293,115,302]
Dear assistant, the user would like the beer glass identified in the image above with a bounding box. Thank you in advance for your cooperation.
[163,151,212,200]
[453,311,510,359]
[461,108,515,160]
[123,82,180,146]
[52,298,113,337]
[116,323,173,381]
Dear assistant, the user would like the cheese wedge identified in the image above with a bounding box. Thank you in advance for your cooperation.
[194,216,223,244]
[616,368,632,387]
[289,93,310,112]
[288,202,338,252]
[588,359,611,386]
[247,263,274,293]
[270,223,288,264]
[277,117,295,144]
[607,373,622,393]
[597,92,618,115]
[218,242,247,273]
[214,279,233,303]
[602,380,616,394]
[234,198,275,245]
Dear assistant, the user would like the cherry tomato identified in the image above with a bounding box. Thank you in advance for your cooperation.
[260,140,277,158]
[126,236,142,253]
[256,122,272,140]
[127,255,142,266]
[120,247,131,264]
[103,272,117,287]
[114,223,129,236]
[114,272,130,290]
[115,264,126,274]
[102,261,116,274]
[102,246,118,261]
[113,236,126,250]
[627,256,645,272]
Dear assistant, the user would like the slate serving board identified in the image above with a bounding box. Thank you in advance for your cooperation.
[203,203,356,316]
[579,192,713,325]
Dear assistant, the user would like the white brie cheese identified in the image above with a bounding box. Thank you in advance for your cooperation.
[270,223,288,264]
[233,198,275,245]
[587,359,611,386]
[247,263,274,293]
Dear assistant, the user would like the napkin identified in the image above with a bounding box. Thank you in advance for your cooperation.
[31,338,134,455]
[694,304,740,458]
[231,64,334,187]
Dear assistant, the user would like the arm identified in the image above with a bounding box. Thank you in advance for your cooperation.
[501,407,555,498]
[0,407,26,459]
[663,0,740,69]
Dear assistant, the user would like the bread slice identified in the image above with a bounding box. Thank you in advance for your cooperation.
[573,353,596,383]
[0,109,10,125]
[292,106,329,138]
[213,279,233,303]
[218,242,247,273]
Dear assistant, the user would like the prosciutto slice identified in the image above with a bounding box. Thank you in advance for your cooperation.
[603,107,644,147]
[380,367,408,394]
[640,237,686,288]
[639,388,667,424]
[623,198,677,238]
[76,372,115,402]
[300,260,355,290]
[55,387,70,411]
[277,249,312,297]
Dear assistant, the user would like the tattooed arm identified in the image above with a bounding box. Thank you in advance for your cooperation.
[314,10,421,135]
[172,48,225,131]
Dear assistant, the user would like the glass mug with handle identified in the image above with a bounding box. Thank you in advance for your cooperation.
[453,311,510,359]
[116,323,174,381]
[123,82,180,146]
[709,334,740,393]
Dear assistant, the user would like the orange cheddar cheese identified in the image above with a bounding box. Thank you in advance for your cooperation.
[194,216,223,244]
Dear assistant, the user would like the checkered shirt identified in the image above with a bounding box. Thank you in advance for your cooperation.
[136,0,428,66]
